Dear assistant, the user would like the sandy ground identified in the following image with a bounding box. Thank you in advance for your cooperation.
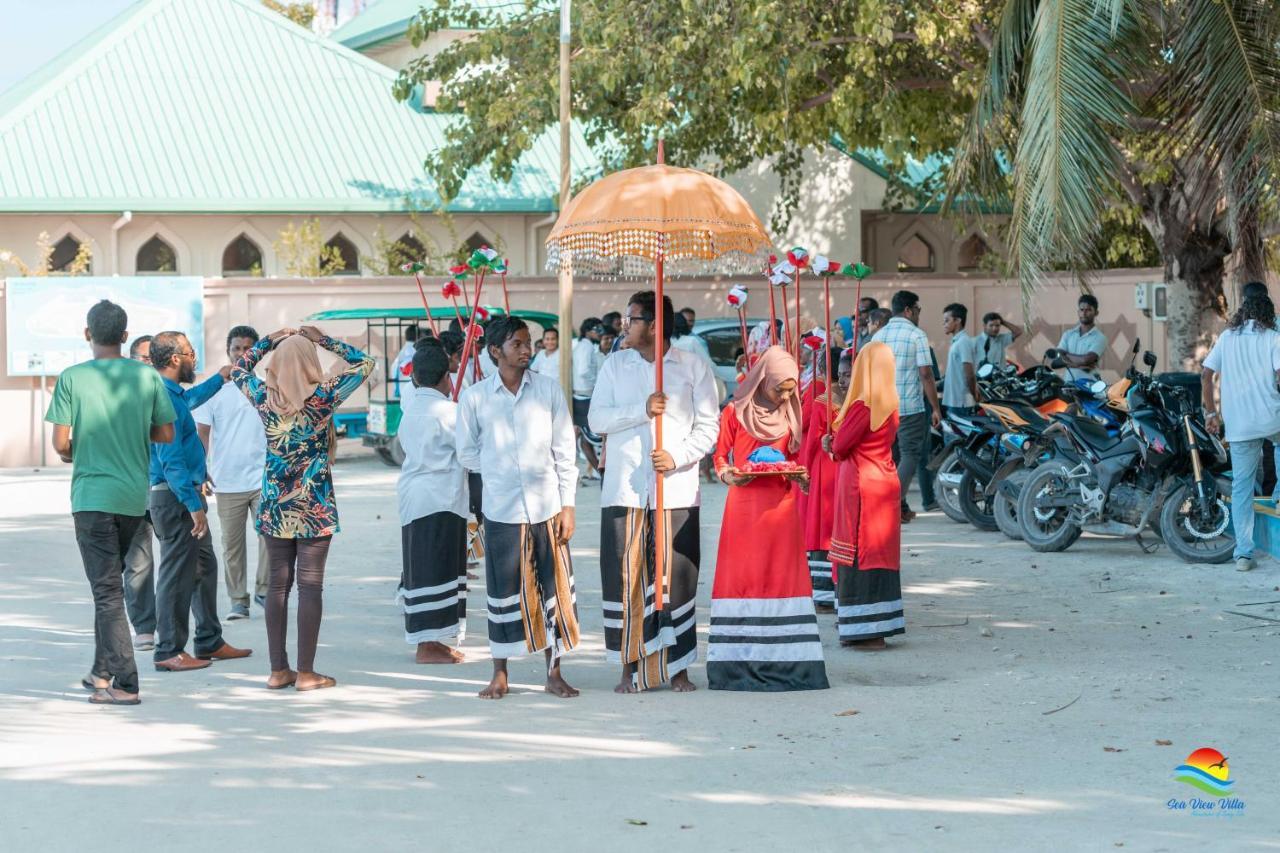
[1,446,1278,852]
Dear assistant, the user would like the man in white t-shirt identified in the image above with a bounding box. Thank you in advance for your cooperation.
[1054,294,1108,381]
[194,325,269,618]
[1202,294,1280,572]
[530,327,561,376]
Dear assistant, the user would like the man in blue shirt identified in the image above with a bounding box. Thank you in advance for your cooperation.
[148,331,252,672]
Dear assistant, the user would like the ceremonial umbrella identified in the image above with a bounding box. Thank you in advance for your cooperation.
[545,150,772,609]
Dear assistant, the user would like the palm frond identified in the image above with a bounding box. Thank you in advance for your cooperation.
[1007,0,1133,285]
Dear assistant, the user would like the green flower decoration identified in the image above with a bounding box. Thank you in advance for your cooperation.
[840,262,873,280]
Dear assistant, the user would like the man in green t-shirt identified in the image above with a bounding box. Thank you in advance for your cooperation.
[45,300,176,706]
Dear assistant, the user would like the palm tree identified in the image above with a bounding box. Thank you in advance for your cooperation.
[949,0,1280,366]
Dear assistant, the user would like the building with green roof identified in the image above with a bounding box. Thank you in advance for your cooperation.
[0,0,601,278]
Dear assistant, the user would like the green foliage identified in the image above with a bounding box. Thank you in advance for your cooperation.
[262,0,316,29]
[273,219,345,277]
[395,0,1000,226]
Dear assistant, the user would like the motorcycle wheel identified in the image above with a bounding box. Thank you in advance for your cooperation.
[993,468,1028,541]
[959,469,999,531]
[934,450,968,524]
[1017,461,1083,552]
[1158,481,1234,564]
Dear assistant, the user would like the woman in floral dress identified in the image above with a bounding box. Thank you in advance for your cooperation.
[232,325,374,691]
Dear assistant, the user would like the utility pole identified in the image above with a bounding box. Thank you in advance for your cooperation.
[557,0,574,404]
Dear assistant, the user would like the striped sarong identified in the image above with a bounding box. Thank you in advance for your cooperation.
[484,518,579,660]
[396,512,467,644]
[808,550,835,606]
[600,506,700,690]
[836,561,905,641]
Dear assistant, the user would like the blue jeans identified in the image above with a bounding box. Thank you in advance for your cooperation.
[1229,434,1280,560]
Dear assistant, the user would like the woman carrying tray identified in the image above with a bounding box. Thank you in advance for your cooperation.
[823,342,904,649]
[707,346,829,692]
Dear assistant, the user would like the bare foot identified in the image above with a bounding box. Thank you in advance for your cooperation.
[815,602,835,614]
[295,671,337,691]
[545,671,580,698]
[670,671,698,692]
[466,570,479,580]
[267,668,297,689]
[850,637,887,651]
[614,675,638,694]
[416,642,464,664]
[479,670,509,699]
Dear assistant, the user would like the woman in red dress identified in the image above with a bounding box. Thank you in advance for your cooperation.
[824,342,904,650]
[797,347,849,613]
[708,346,829,691]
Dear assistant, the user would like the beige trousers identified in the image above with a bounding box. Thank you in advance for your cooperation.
[215,489,268,605]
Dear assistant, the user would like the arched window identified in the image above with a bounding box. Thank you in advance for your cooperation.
[465,232,493,253]
[391,233,426,273]
[324,233,360,275]
[50,234,89,274]
[958,233,991,271]
[222,234,263,275]
[137,235,177,273]
[896,233,935,273]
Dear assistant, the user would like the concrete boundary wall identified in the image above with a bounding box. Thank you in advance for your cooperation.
[1,268,1179,467]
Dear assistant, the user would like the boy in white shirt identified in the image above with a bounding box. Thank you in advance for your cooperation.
[456,316,580,699]
[589,291,720,693]
[194,325,268,620]
[396,338,469,662]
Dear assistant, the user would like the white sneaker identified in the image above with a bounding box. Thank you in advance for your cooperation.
[1236,557,1256,572]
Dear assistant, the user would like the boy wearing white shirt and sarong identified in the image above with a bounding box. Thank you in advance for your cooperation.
[456,316,580,699]
[397,338,469,662]
[589,292,720,693]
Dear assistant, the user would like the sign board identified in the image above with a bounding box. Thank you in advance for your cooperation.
[5,276,204,376]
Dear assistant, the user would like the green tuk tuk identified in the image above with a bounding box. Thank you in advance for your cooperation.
[306,307,558,466]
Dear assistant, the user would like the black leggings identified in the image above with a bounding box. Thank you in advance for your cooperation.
[263,535,332,672]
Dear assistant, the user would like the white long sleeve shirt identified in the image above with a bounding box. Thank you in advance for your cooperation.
[396,386,468,526]
[455,369,577,524]
[588,346,720,509]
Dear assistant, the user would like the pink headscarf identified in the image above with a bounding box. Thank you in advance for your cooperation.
[732,345,802,453]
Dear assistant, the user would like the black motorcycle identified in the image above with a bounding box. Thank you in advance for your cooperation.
[1016,351,1233,562]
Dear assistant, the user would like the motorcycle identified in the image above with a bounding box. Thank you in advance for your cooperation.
[1016,350,1233,562]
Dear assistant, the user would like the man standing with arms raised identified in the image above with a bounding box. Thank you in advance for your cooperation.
[456,316,580,699]
[871,290,941,523]
[47,301,175,705]
[195,325,269,619]
[590,291,720,693]
[149,331,252,672]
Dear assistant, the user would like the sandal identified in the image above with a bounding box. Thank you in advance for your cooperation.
[88,687,141,706]
[82,674,109,691]
[295,674,337,692]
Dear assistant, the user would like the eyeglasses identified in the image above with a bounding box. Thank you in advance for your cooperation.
[621,314,652,328]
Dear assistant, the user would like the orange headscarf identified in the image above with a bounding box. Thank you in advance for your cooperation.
[732,345,802,453]
[834,341,899,430]
[263,334,326,417]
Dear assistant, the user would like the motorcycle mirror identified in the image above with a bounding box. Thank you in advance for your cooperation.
[977,363,995,379]
[1090,379,1108,395]
[1143,351,1157,369]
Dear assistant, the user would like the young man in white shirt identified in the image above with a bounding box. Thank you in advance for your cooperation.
[456,316,580,699]
[1202,294,1280,572]
[571,317,604,477]
[941,303,978,416]
[194,325,269,620]
[529,327,561,376]
[396,338,469,663]
[590,291,720,693]
[1054,294,1108,381]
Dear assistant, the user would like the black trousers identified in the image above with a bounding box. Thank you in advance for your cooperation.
[150,488,223,661]
[72,512,144,693]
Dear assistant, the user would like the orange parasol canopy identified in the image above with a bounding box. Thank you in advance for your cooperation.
[545,164,771,276]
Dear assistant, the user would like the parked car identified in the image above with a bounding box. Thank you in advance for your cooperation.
[691,317,766,399]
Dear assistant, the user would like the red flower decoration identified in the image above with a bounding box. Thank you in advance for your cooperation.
[827,259,841,274]
[767,254,778,265]
[400,361,413,376]
[473,306,491,321]
[448,264,468,275]
[787,250,810,269]
[442,281,462,299]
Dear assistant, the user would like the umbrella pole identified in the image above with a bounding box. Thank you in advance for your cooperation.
[654,251,667,612]
[824,275,833,436]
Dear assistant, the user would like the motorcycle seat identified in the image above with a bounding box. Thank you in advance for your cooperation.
[1058,414,1124,452]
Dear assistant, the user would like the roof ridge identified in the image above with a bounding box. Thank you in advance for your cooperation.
[224,0,402,83]
[0,0,163,133]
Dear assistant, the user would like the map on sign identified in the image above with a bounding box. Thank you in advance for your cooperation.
[5,276,204,376]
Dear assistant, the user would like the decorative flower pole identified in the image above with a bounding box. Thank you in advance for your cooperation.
[812,254,842,432]
[400,261,440,336]
[841,262,874,358]
[441,278,466,328]
[453,305,490,400]
[727,284,749,358]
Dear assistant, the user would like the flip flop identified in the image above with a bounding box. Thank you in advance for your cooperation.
[266,677,297,690]
[295,675,337,692]
[88,687,141,706]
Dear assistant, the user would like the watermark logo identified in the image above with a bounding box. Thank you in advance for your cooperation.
[1167,747,1245,817]
[1174,748,1234,797]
